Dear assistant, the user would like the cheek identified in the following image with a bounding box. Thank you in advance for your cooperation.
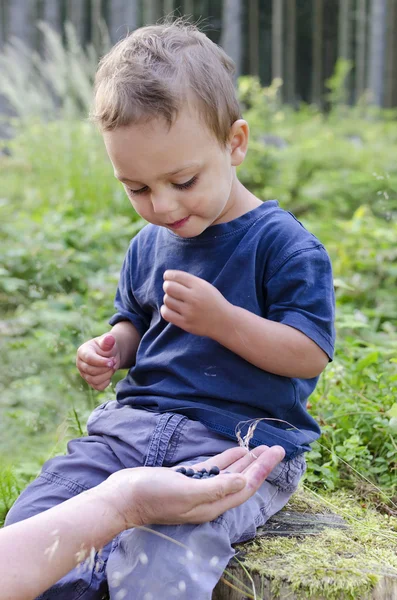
[127,196,149,219]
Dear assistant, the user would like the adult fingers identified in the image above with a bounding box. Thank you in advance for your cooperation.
[186,447,248,472]
[242,446,285,488]
[225,445,269,474]
[188,446,285,522]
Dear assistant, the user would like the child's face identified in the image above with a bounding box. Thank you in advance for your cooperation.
[103,108,247,238]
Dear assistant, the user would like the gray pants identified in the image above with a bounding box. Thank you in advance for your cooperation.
[5,401,306,600]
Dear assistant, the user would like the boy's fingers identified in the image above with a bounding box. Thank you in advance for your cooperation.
[163,294,184,314]
[163,270,196,288]
[85,371,114,386]
[160,305,185,328]
[98,334,116,352]
[163,281,190,301]
[78,360,113,376]
[78,351,113,368]
[93,379,111,391]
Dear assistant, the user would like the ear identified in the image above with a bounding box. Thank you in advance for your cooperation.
[229,119,249,167]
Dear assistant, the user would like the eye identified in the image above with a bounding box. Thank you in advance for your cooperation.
[128,185,149,196]
[173,175,198,191]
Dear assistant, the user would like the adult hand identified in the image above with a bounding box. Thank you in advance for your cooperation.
[161,270,230,338]
[76,334,121,390]
[96,445,285,529]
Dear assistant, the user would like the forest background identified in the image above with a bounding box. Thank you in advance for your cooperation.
[0,0,396,529]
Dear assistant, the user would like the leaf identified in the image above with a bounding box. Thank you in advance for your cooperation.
[385,403,397,419]
[356,351,379,370]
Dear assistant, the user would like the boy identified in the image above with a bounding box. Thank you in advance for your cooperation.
[6,20,335,600]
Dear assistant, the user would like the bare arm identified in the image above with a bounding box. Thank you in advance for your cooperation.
[110,320,142,369]
[162,271,329,379]
[213,304,329,379]
[1,446,284,600]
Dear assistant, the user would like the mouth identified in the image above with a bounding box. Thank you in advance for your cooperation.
[166,216,190,229]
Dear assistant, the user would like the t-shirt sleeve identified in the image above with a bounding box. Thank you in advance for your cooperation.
[108,243,151,338]
[264,245,335,360]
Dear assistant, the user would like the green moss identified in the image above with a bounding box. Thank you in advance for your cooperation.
[234,488,397,600]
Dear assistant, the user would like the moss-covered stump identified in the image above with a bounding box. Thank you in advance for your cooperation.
[213,489,397,600]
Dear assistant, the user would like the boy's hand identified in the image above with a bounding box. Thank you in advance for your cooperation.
[161,270,230,338]
[76,334,121,391]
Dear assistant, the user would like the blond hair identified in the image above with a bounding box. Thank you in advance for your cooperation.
[91,20,241,145]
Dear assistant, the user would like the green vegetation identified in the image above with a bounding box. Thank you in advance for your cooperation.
[223,488,397,599]
[0,41,396,533]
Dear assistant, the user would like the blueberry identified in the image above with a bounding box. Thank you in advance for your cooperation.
[202,473,209,479]
[185,468,195,477]
[192,473,202,479]
[209,466,220,476]
[176,467,187,474]
[209,473,217,477]
[200,468,208,474]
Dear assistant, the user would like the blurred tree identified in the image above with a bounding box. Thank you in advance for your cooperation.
[0,0,6,48]
[42,0,61,33]
[66,0,85,42]
[272,0,283,82]
[110,0,138,42]
[184,0,195,19]
[338,0,352,60]
[7,0,34,45]
[355,0,367,102]
[368,0,387,106]
[285,0,296,104]
[163,0,174,17]
[143,0,162,25]
[221,0,243,78]
[384,0,395,107]
[249,0,259,76]
[338,0,352,102]
[91,0,101,51]
[311,0,324,106]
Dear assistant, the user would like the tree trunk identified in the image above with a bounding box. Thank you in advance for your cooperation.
[220,0,243,78]
[7,0,34,45]
[42,0,62,33]
[248,0,259,77]
[0,0,5,48]
[91,0,102,51]
[272,0,283,82]
[110,0,138,43]
[143,0,162,25]
[384,0,395,107]
[285,0,296,104]
[184,0,195,19]
[367,0,387,106]
[338,0,352,60]
[66,0,86,43]
[311,0,323,106]
[355,0,367,102]
[163,0,174,18]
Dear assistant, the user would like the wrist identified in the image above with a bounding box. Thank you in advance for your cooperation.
[211,300,236,343]
[85,483,129,538]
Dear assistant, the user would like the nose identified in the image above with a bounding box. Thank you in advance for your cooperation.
[151,192,179,215]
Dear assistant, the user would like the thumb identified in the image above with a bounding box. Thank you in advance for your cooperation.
[98,334,116,352]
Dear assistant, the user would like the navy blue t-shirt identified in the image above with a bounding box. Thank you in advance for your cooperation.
[109,201,335,459]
